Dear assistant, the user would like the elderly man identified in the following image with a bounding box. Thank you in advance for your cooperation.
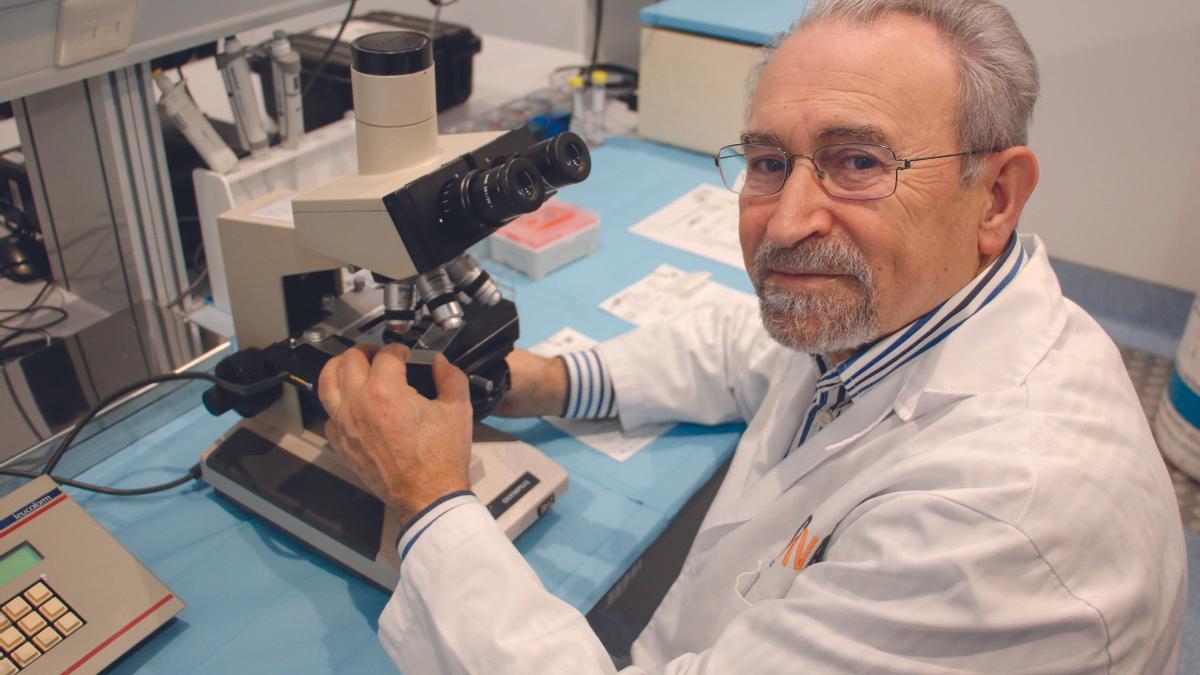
[317,0,1186,671]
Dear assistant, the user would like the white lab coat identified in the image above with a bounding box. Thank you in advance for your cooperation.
[378,235,1186,673]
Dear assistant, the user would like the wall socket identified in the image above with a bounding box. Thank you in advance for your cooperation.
[54,0,138,67]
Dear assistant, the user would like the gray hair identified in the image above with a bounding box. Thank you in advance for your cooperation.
[748,0,1039,183]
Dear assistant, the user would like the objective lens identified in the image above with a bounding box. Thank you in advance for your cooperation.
[415,268,464,330]
[520,132,592,188]
[382,281,419,334]
[452,157,546,226]
[446,253,502,306]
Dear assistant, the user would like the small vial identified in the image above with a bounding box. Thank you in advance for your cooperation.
[588,69,607,146]
[568,74,588,140]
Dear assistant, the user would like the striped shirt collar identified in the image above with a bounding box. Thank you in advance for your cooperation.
[814,233,1027,403]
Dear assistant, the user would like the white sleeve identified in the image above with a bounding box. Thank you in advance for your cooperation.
[598,300,784,431]
[379,496,617,674]
[379,493,1110,674]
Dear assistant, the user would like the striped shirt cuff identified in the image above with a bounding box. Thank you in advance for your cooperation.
[396,491,477,560]
[560,349,618,419]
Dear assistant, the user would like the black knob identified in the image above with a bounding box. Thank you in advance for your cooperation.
[351,31,433,76]
[202,386,233,416]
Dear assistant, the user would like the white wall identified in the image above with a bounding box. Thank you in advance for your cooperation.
[1002,0,1200,292]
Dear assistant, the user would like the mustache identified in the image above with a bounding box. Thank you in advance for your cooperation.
[751,239,874,285]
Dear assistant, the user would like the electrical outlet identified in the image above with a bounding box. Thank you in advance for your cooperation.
[54,0,138,67]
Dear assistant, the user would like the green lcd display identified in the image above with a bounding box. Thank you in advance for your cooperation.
[0,543,42,587]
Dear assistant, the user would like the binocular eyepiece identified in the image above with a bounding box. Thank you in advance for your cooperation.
[383,127,593,275]
[443,131,592,228]
[520,132,592,189]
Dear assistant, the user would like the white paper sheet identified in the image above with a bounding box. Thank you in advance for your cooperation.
[531,327,672,462]
[629,183,744,269]
[599,264,755,327]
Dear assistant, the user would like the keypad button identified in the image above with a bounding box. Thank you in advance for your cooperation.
[9,642,38,667]
[0,657,16,675]
[0,615,10,632]
[32,626,60,651]
[17,612,45,636]
[39,597,66,621]
[0,626,22,651]
[55,612,82,636]
[1,598,29,622]
[23,583,51,607]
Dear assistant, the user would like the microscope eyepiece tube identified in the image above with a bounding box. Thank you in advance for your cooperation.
[519,132,593,188]
[350,31,438,175]
[415,268,465,330]
[446,254,502,306]
[444,157,547,229]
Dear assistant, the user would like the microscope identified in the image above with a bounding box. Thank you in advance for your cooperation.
[196,31,590,589]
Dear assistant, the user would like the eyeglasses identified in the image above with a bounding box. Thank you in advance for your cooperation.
[714,142,996,200]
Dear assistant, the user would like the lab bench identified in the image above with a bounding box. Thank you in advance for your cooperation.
[65,137,748,673]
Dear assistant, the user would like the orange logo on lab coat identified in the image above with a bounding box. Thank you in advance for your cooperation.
[771,515,826,571]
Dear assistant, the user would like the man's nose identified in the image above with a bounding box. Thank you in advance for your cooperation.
[763,158,835,248]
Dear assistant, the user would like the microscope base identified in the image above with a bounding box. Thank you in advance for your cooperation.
[200,419,568,589]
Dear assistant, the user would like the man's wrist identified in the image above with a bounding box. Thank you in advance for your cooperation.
[390,480,472,524]
[395,490,477,559]
[550,355,570,417]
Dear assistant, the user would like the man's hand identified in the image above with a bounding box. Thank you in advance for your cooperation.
[493,348,569,418]
[317,343,472,523]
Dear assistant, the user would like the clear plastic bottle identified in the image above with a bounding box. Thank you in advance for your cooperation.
[568,74,588,140]
[588,69,608,146]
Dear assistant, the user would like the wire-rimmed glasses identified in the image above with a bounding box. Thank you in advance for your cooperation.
[714,142,995,200]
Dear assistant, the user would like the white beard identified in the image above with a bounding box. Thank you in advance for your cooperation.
[751,238,881,354]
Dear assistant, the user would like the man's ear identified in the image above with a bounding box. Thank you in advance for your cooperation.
[978,147,1039,257]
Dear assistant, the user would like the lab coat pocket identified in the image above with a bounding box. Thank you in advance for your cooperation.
[733,560,764,608]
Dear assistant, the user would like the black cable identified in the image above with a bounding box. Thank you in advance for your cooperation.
[0,313,66,351]
[0,463,203,496]
[0,333,50,364]
[0,282,66,350]
[42,372,225,476]
[0,364,285,495]
[0,197,32,236]
[0,306,67,332]
[301,0,360,100]
[427,0,460,38]
[0,281,53,316]
[166,268,209,311]
[589,0,605,76]
[42,369,288,478]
